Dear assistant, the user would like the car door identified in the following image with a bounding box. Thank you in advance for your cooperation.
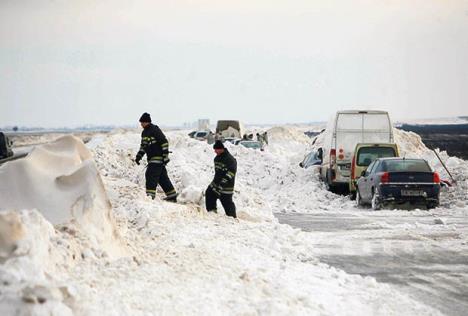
[359,161,376,201]
[310,151,322,167]
[368,161,381,197]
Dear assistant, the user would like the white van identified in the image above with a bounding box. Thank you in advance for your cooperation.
[216,120,245,139]
[320,110,394,191]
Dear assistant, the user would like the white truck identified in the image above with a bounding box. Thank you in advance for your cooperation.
[320,110,394,192]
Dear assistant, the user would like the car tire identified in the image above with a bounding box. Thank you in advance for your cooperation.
[350,190,357,201]
[371,190,382,211]
[325,173,336,193]
[356,190,364,207]
[427,200,439,210]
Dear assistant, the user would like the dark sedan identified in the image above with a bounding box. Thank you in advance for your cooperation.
[356,158,440,210]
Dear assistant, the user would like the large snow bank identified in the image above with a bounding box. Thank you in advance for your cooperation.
[0,210,75,316]
[0,136,127,315]
[0,135,122,256]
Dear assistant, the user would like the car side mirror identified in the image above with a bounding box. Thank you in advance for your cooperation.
[299,162,304,168]
[361,170,366,177]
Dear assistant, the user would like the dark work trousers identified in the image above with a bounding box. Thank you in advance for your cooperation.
[205,186,237,218]
[145,164,177,200]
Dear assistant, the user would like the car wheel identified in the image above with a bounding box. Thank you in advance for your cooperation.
[356,189,364,207]
[324,175,331,191]
[350,190,357,201]
[371,190,382,211]
[427,200,439,210]
[325,174,336,193]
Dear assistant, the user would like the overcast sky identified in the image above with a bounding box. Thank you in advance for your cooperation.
[1,0,467,128]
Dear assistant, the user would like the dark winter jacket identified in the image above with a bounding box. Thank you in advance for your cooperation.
[136,124,169,164]
[211,149,237,195]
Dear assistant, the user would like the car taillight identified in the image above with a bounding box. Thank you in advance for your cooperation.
[351,156,356,179]
[330,149,336,165]
[433,172,440,184]
[338,148,345,160]
[380,172,389,183]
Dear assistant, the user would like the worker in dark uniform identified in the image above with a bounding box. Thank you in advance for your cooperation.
[205,140,237,218]
[135,112,177,202]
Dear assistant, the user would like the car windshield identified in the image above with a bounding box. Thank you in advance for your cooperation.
[382,159,431,172]
[241,142,261,149]
[196,132,207,137]
[357,147,396,166]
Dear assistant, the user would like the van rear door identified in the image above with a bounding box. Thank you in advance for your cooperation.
[335,112,392,161]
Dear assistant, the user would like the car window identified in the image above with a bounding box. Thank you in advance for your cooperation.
[382,159,432,172]
[357,147,396,166]
[370,161,380,174]
[365,161,376,176]
[241,142,261,149]
[374,161,385,173]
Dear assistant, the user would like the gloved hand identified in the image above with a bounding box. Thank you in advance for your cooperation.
[163,157,170,165]
[135,156,141,165]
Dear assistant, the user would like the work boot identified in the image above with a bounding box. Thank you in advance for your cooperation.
[164,194,178,203]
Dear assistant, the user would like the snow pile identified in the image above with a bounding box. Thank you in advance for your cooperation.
[0,127,456,315]
[0,135,122,256]
[59,128,440,315]
[394,128,468,208]
[0,210,77,316]
[267,126,311,144]
[0,136,128,315]
[89,131,274,221]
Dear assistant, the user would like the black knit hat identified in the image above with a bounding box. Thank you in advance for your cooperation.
[139,112,151,123]
[213,140,225,149]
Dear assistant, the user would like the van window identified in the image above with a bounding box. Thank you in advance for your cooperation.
[357,147,396,166]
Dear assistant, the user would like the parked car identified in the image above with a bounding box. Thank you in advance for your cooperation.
[300,148,323,169]
[320,110,394,192]
[239,140,264,151]
[356,158,440,210]
[349,143,399,198]
[0,132,13,160]
[194,131,210,141]
[223,137,241,145]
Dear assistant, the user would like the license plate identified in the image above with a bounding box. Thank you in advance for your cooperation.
[401,190,424,196]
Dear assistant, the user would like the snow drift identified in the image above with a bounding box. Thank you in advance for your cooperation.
[0,135,122,257]
[0,127,464,315]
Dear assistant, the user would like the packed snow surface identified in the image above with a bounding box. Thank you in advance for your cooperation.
[1,126,465,315]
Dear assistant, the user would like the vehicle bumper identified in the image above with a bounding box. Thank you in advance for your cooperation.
[378,183,440,203]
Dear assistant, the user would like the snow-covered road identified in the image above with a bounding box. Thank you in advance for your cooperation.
[277,209,468,316]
